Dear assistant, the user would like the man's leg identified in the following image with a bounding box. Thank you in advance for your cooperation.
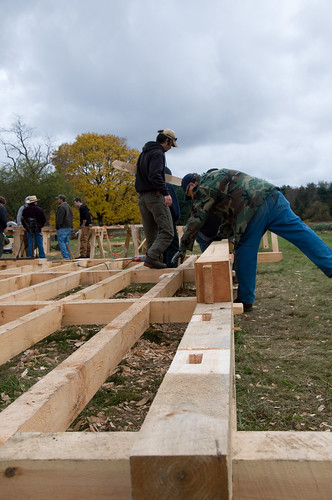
[234,196,271,305]
[64,228,72,258]
[0,232,5,257]
[57,228,71,258]
[27,233,34,257]
[36,232,46,258]
[266,191,332,277]
[80,226,90,257]
[142,193,174,261]
[138,195,158,251]
[163,223,179,267]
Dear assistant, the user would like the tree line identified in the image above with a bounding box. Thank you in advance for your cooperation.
[1,118,331,227]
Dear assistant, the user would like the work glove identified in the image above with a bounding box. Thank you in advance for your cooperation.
[171,250,186,265]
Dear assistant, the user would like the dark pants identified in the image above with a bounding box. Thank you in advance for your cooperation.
[138,192,174,261]
[163,222,179,267]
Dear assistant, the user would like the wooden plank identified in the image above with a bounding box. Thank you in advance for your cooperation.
[195,241,232,303]
[62,300,134,325]
[130,300,233,500]
[60,268,133,301]
[149,297,197,323]
[262,232,269,249]
[0,272,82,302]
[0,302,49,326]
[0,432,134,500]
[0,304,63,365]
[0,274,31,294]
[232,431,332,500]
[257,252,283,263]
[270,232,279,252]
[62,297,196,325]
[112,160,182,186]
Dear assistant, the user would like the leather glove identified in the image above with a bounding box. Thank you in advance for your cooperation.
[171,250,186,265]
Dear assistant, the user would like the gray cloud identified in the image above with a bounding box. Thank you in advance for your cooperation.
[1,0,332,187]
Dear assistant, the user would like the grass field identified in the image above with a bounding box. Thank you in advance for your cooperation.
[234,232,332,432]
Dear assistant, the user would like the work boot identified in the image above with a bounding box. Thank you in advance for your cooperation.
[144,254,166,269]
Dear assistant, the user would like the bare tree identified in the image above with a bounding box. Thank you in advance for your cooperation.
[0,116,53,178]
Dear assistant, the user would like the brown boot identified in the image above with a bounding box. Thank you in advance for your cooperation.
[144,254,166,269]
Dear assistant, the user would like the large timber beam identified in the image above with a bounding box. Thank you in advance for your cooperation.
[0,432,134,500]
[130,299,234,500]
[232,431,332,500]
[0,304,63,365]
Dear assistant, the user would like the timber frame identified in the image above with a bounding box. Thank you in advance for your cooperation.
[0,241,331,499]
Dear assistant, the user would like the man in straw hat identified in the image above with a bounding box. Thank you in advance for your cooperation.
[22,195,46,258]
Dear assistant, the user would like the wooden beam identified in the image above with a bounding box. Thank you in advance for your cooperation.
[0,274,32,294]
[232,431,332,500]
[0,304,63,365]
[0,302,49,326]
[62,300,134,325]
[0,272,82,302]
[0,432,134,500]
[195,241,232,303]
[257,252,283,262]
[62,297,197,325]
[60,268,133,301]
[130,301,233,500]
[112,160,182,186]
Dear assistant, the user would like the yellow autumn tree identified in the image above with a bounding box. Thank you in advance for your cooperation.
[52,133,141,224]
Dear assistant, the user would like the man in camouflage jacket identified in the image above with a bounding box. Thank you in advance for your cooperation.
[178,169,332,310]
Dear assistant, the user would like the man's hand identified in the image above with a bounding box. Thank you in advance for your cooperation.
[171,250,186,265]
[164,195,173,207]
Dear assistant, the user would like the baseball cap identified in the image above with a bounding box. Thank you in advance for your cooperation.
[158,129,178,147]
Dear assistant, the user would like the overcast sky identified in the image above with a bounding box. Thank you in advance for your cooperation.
[1,0,332,187]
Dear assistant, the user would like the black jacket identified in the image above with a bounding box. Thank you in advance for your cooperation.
[135,141,169,196]
[79,204,92,226]
[22,204,46,232]
[0,204,7,232]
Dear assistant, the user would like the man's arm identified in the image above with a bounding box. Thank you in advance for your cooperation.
[180,196,216,252]
[56,206,64,229]
[147,151,170,196]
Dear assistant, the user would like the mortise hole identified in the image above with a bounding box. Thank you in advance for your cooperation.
[188,353,203,364]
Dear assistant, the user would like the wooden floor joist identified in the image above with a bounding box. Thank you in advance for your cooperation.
[0,240,330,499]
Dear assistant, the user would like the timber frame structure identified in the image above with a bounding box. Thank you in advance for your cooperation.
[0,240,331,499]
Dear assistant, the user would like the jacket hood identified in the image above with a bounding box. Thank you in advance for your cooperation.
[142,141,164,153]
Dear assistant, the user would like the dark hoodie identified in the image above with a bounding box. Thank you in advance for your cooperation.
[135,141,169,196]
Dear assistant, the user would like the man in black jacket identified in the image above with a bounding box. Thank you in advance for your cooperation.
[135,129,178,269]
[73,198,92,258]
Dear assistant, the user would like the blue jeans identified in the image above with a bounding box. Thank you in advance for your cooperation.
[57,227,72,259]
[234,189,332,304]
[27,232,45,258]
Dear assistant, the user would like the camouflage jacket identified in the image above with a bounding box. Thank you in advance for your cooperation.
[180,169,276,251]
